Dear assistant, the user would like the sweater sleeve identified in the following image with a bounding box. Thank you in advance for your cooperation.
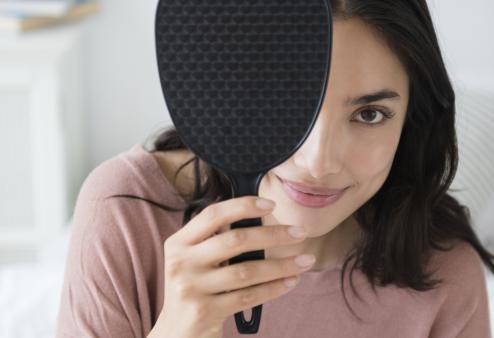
[55,197,145,338]
[429,241,492,338]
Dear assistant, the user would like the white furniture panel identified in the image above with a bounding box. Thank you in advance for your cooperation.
[0,25,87,265]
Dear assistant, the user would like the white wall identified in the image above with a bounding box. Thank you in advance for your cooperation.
[80,0,494,170]
[428,0,494,91]
[80,0,169,171]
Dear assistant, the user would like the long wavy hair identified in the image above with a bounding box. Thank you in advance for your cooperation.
[108,0,494,320]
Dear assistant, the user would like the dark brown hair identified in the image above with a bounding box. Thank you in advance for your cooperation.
[109,0,494,320]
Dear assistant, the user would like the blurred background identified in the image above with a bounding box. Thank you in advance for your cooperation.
[0,0,493,337]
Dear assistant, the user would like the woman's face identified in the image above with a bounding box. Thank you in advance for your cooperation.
[259,18,410,240]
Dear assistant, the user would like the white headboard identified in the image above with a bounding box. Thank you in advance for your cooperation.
[450,86,494,248]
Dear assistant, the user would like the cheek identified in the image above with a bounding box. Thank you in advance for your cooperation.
[349,133,399,180]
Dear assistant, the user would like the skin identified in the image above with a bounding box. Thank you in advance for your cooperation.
[153,18,410,272]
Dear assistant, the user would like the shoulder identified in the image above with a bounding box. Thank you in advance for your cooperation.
[429,242,487,299]
[77,153,134,202]
[68,146,187,271]
[76,144,181,204]
[425,239,488,314]
[69,145,186,242]
[426,242,491,336]
[428,239,486,285]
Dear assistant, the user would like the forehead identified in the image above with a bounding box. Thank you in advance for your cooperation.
[327,18,409,100]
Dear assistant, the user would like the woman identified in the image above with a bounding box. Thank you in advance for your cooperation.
[56,0,494,337]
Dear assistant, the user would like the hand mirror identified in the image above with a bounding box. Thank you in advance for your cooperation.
[155,0,333,333]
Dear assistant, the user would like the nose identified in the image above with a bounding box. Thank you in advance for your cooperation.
[292,112,345,179]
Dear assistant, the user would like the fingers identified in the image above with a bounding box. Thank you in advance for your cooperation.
[172,196,276,246]
[189,224,307,268]
[212,272,302,319]
[196,255,314,294]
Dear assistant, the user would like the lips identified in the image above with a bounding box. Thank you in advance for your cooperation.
[277,176,346,196]
[277,176,347,208]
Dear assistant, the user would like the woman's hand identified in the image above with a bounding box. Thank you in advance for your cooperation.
[154,196,315,338]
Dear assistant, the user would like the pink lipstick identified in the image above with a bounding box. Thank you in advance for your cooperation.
[277,176,347,208]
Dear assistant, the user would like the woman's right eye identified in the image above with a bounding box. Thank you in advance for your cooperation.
[352,106,395,127]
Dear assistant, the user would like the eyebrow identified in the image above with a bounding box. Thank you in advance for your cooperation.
[346,89,401,106]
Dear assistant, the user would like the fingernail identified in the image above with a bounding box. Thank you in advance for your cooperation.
[288,226,306,239]
[295,254,315,267]
[256,198,275,210]
[284,276,299,288]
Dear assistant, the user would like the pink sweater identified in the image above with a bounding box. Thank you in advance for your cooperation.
[55,143,492,338]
